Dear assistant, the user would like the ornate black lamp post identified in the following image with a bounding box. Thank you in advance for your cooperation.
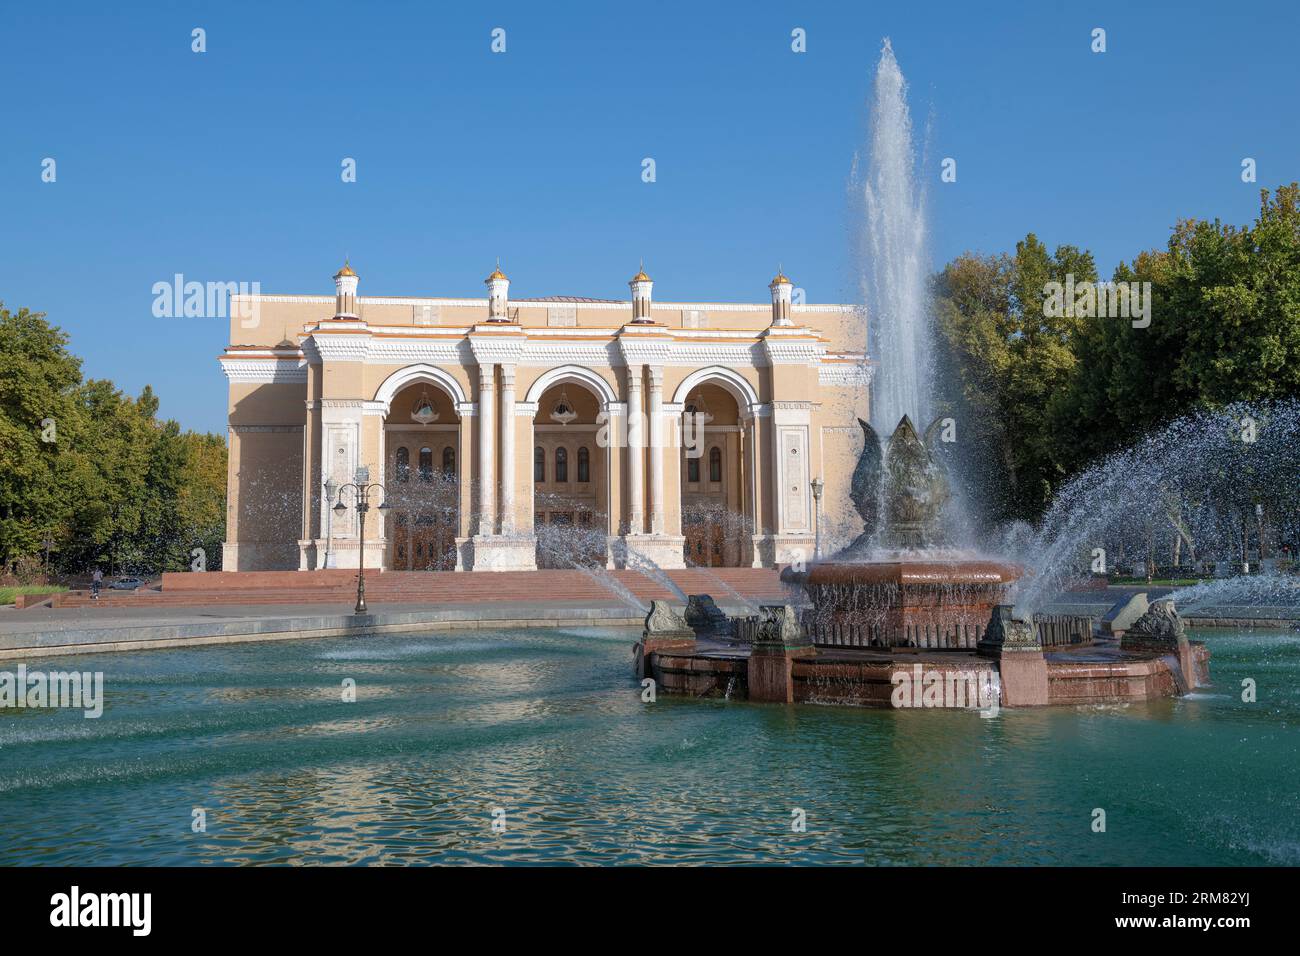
[332,466,390,614]
[322,476,339,569]
[810,477,825,561]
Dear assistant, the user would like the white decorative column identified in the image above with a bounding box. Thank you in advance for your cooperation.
[617,325,685,569]
[455,402,476,570]
[477,362,496,535]
[517,399,538,537]
[741,409,765,567]
[467,324,533,570]
[626,365,645,535]
[499,363,516,534]
[601,399,623,568]
[648,366,665,534]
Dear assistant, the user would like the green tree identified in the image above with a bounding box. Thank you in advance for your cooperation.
[932,235,1094,522]
[936,184,1300,531]
[1173,184,1300,403]
[0,304,83,569]
[0,304,227,577]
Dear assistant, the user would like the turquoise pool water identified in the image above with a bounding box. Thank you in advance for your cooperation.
[1,627,1297,865]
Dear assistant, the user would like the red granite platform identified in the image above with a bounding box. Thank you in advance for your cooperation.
[20,568,789,610]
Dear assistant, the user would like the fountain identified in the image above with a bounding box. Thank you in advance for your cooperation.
[785,415,1021,650]
[634,38,1218,709]
[779,39,1020,652]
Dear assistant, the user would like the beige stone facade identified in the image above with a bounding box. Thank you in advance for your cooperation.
[220,264,872,572]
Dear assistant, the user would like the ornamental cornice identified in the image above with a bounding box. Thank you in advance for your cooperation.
[761,331,825,366]
[369,339,469,365]
[305,399,387,414]
[618,326,675,368]
[245,293,858,314]
[304,331,472,366]
[818,363,874,387]
[294,328,827,371]
[521,340,622,367]
[219,355,308,383]
[307,332,372,362]
[468,327,528,366]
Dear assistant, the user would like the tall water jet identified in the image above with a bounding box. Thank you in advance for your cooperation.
[857,38,932,434]
[786,39,1023,650]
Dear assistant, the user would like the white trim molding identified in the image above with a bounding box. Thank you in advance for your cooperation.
[220,355,308,383]
[818,363,874,387]
[372,363,471,412]
[670,365,762,408]
[523,364,619,406]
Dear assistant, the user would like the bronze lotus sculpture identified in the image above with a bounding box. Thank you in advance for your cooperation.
[787,413,1020,650]
[847,414,953,555]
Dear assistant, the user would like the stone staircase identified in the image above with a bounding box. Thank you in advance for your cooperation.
[25,568,786,611]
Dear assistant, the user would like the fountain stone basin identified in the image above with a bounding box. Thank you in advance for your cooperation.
[785,558,1023,650]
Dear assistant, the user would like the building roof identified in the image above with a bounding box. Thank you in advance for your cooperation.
[514,295,624,304]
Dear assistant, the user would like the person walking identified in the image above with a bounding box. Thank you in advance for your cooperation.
[91,567,103,600]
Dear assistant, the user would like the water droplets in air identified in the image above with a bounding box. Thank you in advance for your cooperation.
[854,38,933,434]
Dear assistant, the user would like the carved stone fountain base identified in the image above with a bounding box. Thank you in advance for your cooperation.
[785,558,1023,650]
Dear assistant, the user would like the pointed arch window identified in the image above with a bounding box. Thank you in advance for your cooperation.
[577,446,590,483]
[395,446,410,483]
[555,447,569,483]
[709,446,722,483]
[419,447,433,482]
[442,446,455,477]
[534,447,545,483]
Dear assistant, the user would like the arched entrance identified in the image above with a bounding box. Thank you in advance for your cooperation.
[680,382,750,567]
[532,382,608,568]
[384,381,461,570]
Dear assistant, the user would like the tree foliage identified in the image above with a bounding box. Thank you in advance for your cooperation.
[932,183,1300,528]
[0,304,226,576]
[932,234,1094,521]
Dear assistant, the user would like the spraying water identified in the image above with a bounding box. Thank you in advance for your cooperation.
[855,38,933,434]
[1004,401,1300,617]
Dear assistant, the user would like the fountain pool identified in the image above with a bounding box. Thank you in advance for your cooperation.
[0,627,1295,866]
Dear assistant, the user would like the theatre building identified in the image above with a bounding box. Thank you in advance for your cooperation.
[219,263,871,572]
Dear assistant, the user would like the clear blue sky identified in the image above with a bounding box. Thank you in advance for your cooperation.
[3,0,1296,434]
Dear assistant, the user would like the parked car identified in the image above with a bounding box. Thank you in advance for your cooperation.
[109,576,147,590]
